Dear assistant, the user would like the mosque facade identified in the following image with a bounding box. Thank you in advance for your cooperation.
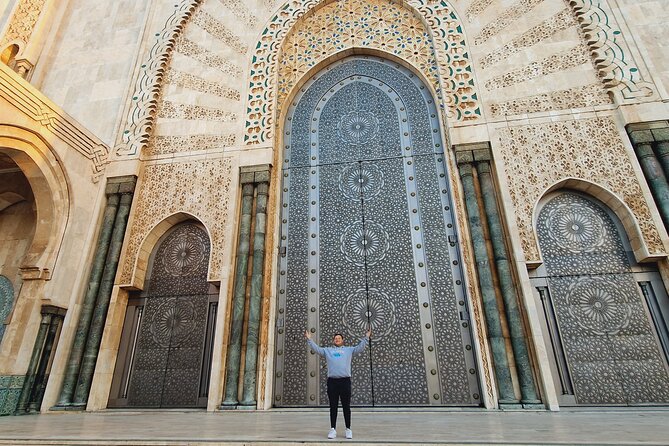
[0,0,668,415]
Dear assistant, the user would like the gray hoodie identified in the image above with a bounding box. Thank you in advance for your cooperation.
[307,337,369,378]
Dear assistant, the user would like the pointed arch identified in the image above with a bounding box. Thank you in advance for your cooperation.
[533,178,657,264]
[113,0,479,156]
[245,0,479,144]
[128,212,213,291]
[0,124,69,279]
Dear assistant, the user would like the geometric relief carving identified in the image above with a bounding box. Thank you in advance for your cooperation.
[465,0,494,21]
[216,0,258,27]
[164,69,241,101]
[147,134,237,157]
[276,0,441,122]
[245,0,480,144]
[474,0,545,46]
[119,157,233,284]
[498,117,664,261]
[484,44,591,91]
[0,0,47,48]
[568,0,657,101]
[537,193,669,404]
[489,83,610,118]
[480,8,578,69]
[173,37,242,76]
[114,1,203,157]
[192,9,248,54]
[157,101,237,122]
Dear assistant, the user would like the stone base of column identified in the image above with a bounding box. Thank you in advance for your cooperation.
[522,402,546,409]
[50,404,85,411]
[237,403,257,410]
[499,402,524,410]
[521,398,542,405]
[220,400,239,410]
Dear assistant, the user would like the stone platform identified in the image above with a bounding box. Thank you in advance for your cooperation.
[0,408,667,445]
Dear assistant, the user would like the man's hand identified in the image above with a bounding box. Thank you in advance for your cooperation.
[305,330,312,340]
[366,329,372,338]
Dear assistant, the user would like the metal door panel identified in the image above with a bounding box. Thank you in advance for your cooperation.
[316,161,371,405]
[121,223,214,408]
[537,193,669,405]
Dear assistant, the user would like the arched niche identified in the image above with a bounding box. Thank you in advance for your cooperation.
[126,212,214,291]
[531,178,660,266]
[0,125,69,279]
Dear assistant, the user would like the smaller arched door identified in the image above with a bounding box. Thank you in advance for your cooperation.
[109,222,218,408]
[532,191,669,406]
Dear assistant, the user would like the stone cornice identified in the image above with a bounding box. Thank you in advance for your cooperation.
[0,63,109,181]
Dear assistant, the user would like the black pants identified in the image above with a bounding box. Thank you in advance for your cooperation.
[327,377,351,429]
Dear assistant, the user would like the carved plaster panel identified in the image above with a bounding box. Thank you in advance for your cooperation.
[245,0,481,145]
[0,0,46,48]
[489,83,610,118]
[276,0,440,116]
[119,157,234,284]
[498,117,664,262]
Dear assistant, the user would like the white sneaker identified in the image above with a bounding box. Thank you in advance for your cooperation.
[328,428,337,439]
[345,428,353,439]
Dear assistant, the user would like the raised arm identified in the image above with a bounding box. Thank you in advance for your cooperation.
[352,331,371,355]
[305,330,326,356]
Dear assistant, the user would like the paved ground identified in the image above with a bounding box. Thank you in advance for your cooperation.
[0,408,667,445]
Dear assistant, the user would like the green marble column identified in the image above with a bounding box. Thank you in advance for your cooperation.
[15,313,51,414]
[73,185,135,407]
[28,314,61,413]
[631,131,669,228]
[55,190,120,407]
[477,161,540,405]
[457,160,517,405]
[655,140,669,183]
[240,178,270,408]
[222,181,255,407]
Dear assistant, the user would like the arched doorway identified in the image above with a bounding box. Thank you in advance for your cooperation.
[533,191,669,405]
[0,152,36,343]
[274,56,480,407]
[109,221,218,408]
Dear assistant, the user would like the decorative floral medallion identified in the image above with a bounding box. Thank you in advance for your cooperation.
[340,220,390,267]
[338,110,379,145]
[342,287,396,341]
[339,163,384,200]
[149,299,198,348]
[545,196,606,253]
[566,276,632,335]
[158,227,208,277]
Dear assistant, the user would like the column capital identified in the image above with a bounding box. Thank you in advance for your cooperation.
[476,160,492,174]
[41,305,67,317]
[240,164,272,184]
[105,175,137,196]
[628,129,655,146]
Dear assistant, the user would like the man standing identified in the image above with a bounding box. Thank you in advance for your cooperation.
[305,329,371,440]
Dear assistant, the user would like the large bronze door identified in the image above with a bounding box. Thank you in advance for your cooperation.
[275,57,480,406]
[109,223,218,408]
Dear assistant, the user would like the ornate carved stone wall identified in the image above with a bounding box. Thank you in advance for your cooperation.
[466,0,656,118]
[112,0,483,157]
[0,0,47,49]
[118,157,234,285]
[276,0,440,114]
[246,0,481,145]
[497,116,664,262]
